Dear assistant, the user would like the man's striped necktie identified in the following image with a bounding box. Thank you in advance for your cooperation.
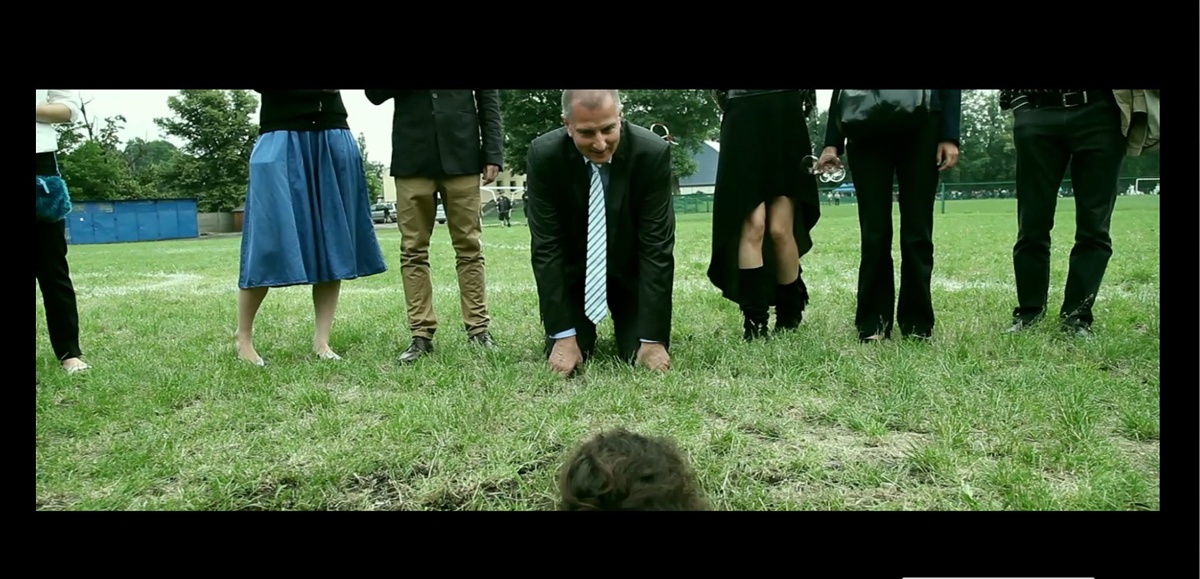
[584,162,608,325]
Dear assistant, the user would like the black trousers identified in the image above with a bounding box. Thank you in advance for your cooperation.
[846,116,941,339]
[1010,93,1126,326]
[35,218,82,361]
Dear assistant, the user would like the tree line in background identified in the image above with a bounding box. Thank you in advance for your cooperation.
[53,89,1159,213]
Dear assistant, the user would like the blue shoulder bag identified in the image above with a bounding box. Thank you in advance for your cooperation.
[35,158,72,223]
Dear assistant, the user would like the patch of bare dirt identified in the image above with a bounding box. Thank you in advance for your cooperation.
[331,463,431,510]
[416,442,565,511]
[224,474,305,510]
[36,492,77,510]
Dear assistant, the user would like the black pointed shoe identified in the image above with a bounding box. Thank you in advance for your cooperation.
[469,331,498,349]
[398,336,433,364]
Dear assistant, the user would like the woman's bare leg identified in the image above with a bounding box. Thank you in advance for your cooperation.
[767,195,809,331]
[738,203,767,268]
[312,281,342,359]
[767,196,799,284]
[236,287,269,365]
[736,203,771,340]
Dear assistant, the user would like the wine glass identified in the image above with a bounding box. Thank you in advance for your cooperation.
[803,154,846,183]
[649,122,678,145]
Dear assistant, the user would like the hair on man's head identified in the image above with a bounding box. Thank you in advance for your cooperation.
[561,90,622,121]
[556,427,710,511]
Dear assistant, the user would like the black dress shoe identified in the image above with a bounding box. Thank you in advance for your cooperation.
[743,317,770,341]
[1006,309,1044,333]
[469,331,498,348]
[398,336,433,364]
[1060,318,1092,337]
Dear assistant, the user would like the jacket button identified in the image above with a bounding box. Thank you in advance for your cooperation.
[431,92,438,98]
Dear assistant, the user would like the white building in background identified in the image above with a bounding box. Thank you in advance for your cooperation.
[379,168,528,204]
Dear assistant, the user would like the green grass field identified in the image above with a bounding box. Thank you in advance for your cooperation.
[34,197,1160,510]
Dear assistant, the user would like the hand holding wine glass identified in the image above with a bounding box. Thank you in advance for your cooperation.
[804,147,847,183]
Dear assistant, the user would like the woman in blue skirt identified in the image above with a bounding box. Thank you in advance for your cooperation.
[236,89,387,366]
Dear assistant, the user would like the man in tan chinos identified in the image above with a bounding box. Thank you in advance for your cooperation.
[365,90,504,363]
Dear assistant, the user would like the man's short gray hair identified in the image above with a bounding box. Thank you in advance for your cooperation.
[562,90,622,120]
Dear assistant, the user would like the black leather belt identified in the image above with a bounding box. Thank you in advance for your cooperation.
[1024,90,1109,108]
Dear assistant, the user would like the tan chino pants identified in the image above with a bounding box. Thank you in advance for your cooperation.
[394,174,490,340]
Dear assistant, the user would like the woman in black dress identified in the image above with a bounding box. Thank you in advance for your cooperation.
[707,90,822,341]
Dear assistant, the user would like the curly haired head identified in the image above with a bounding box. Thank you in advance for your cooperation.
[557,428,710,511]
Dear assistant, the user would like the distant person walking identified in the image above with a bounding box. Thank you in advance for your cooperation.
[497,193,512,227]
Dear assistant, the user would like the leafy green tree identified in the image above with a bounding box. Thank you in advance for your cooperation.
[123,138,187,198]
[55,109,150,201]
[357,132,386,202]
[154,90,259,212]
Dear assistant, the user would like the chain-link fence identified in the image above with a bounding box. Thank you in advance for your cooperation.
[479,178,1159,219]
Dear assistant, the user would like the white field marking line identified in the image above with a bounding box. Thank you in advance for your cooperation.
[69,273,206,299]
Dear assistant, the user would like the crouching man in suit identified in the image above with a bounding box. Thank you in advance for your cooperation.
[526,90,675,377]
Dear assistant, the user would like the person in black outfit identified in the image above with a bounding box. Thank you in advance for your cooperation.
[819,89,962,342]
[999,90,1127,337]
[35,89,90,374]
[707,89,821,341]
[496,193,512,227]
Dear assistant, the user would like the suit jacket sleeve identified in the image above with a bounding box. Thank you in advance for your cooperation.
[823,89,847,156]
[364,90,399,105]
[525,141,571,336]
[635,145,676,342]
[938,89,962,147]
[475,90,505,170]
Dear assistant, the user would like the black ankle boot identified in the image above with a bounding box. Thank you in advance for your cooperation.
[774,269,810,332]
[738,267,770,341]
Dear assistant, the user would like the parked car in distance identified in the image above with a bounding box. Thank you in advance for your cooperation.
[371,202,396,224]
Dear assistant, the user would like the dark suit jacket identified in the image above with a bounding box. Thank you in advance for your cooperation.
[823,89,962,156]
[363,90,504,178]
[525,120,675,342]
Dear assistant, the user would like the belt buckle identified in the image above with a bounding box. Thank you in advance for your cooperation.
[1061,91,1088,107]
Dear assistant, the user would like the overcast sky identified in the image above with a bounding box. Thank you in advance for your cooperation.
[75,89,835,166]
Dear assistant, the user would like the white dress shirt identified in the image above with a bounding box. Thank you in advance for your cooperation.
[36,90,84,153]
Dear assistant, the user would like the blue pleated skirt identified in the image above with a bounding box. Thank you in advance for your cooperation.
[238,128,387,289]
